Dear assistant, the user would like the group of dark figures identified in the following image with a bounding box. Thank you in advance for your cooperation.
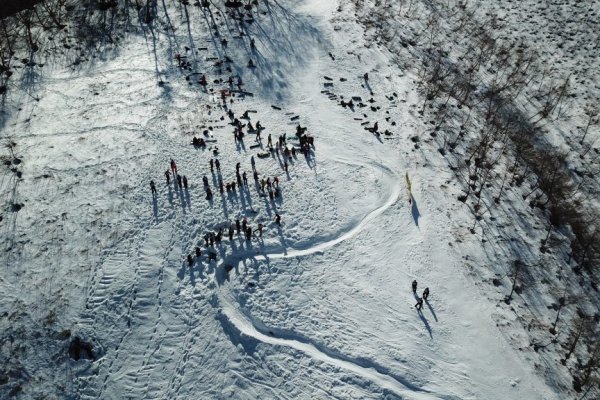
[185,213,281,266]
[149,152,287,266]
[149,159,188,195]
[227,108,315,168]
[412,280,430,311]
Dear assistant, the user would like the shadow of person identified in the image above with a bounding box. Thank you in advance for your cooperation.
[167,184,174,206]
[184,188,191,208]
[417,309,433,338]
[425,299,438,322]
[275,223,287,255]
[177,261,187,280]
[152,195,158,222]
[189,264,196,287]
[411,196,420,227]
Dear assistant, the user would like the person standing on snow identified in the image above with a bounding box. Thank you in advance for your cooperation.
[170,159,177,175]
[182,176,188,190]
[165,170,171,184]
[150,180,157,195]
[423,287,430,301]
[412,280,418,294]
[275,213,281,225]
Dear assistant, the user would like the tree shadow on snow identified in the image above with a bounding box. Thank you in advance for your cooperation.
[232,0,328,103]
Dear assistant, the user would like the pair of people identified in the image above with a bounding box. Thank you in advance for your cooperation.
[412,280,430,310]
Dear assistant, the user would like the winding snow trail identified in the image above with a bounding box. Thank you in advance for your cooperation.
[219,297,438,400]
[212,159,439,399]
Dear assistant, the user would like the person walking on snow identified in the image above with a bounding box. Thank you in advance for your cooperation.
[182,176,188,189]
[215,159,220,171]
[150,180,157,195]
[415,297,423,311]
[165,170,171,184]
[258,222,263,237]
[267,134,272,148]
[210,159,214,172]
[423,287,430,301]
[251,156,256,171]
[412,280,418,294]
[275,213,281,225]
[170,159,177,175]
[177,174,182,188]
[187,254,194,266]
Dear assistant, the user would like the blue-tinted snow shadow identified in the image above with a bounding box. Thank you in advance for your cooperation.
[411,196,420,227]
[425,299,438,322]
[152,195,159,222]
[417,310,432,338]
[233,0,329,103]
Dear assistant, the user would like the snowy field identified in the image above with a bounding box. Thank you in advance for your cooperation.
[1,0,598,399]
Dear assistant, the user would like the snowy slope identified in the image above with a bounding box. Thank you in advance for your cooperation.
[0,0,572,399]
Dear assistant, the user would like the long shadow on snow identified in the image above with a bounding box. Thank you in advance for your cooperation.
[233,0,327,103]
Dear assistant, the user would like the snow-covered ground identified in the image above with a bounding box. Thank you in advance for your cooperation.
[1,0,594,398]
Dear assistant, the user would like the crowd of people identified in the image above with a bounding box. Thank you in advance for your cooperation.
[150,105,315,269]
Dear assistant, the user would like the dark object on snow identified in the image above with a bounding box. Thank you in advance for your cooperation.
[257,152,270,159]
[68,337,95,361]
[187,254,194,266]
[225,0,243,7]
[412,280,417,293]
[415,298,423,311]
[150,180,157,194]
[423,287,429,301]
[271,105,282,110]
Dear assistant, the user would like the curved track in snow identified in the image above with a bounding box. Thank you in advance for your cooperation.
[214,159,442,399]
